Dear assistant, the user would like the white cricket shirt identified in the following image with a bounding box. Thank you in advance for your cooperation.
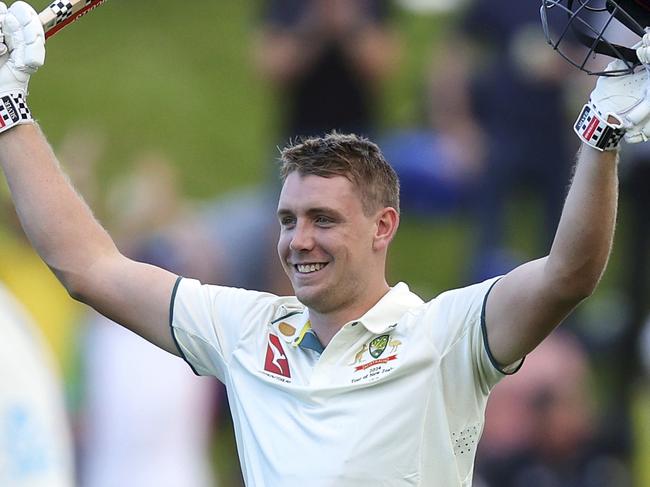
[171,277,521,487]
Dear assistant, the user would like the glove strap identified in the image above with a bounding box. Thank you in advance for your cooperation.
[574,103,625,151]
[0,92,32,134]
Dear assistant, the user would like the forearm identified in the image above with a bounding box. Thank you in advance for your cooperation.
[545,144,618,298]
[0,123,119,295]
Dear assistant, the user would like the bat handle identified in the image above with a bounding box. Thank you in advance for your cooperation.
[38,5,60,34]
[39,0,108,40]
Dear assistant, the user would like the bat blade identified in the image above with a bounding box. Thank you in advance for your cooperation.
[38,0,109,39]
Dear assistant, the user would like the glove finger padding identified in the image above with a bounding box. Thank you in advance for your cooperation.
[624,97,650,126]
[623,111,650,143]
[591,62,648,127]
[4,1,44,74]
[624,129,647,144]
[0,3,7,57]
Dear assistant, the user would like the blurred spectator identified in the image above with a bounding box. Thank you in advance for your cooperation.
[437,0,579,279]
[254,0,399,140]
[0,282,74,486]
[379,125,480,217]
[477,331,632,487]
[378,48,484,218]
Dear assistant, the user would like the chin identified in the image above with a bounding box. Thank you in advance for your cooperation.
[294,286,331,312]
[294,287,318,307]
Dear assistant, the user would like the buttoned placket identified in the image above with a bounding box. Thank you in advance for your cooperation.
[309,321,367,387]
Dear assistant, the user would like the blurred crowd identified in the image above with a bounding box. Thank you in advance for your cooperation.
[1,0,649,486]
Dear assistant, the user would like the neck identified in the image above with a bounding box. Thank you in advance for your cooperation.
[308,282,390,347]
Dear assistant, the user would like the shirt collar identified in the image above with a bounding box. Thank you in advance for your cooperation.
[270,311,325,354]
[356,282,424,334]
[270,282,423,345]
[271,308,312,344]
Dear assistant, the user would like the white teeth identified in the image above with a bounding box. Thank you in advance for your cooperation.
[297,263,325,273]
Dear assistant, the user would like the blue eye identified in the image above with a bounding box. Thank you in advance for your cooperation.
[315,216,333,225]
[280,216,296,227]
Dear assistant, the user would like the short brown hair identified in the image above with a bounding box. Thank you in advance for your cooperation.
[279,132,400,215]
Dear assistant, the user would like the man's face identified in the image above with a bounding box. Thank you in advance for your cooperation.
[277,172,379,313]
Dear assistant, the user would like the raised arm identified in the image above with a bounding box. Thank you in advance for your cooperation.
[0,2,179,355]
[484,57,650,366]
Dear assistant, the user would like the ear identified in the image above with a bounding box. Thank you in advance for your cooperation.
[372,207,399,252]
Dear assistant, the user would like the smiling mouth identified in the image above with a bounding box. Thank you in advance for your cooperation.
[295,263,328,274]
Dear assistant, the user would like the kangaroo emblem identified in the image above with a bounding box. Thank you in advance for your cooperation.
[352,343,367,364]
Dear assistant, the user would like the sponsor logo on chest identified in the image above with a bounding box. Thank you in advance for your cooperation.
[262,333,292,382]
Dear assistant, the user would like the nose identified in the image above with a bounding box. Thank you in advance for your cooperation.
[289,221,315,252]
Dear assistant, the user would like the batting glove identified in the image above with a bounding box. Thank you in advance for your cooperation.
[622,31,650,144]
[0,1,44,134]
[574,59,650,151]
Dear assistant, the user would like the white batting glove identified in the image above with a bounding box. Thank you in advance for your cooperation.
[0,1,44,133]
[623,30,650,143]
[574,59,650,151]
[0,4,7,57]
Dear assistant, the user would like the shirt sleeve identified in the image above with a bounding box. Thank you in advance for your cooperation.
[169,277,279,381]
[429,277,523,394]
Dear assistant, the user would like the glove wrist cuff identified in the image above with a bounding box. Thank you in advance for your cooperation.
[574,103,625,151]
[0,92,32,134]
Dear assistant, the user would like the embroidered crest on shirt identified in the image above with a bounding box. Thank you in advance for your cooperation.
[350,332,402,384]
[264,334,291,379]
